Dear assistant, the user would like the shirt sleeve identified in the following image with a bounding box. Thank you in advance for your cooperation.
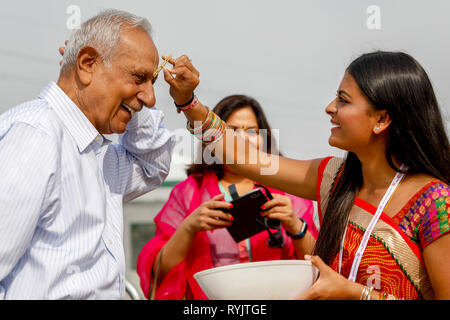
[419,184,450,248]
[0,122,57,297]
[113,107,176,203]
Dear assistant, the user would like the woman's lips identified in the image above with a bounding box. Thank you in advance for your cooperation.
[330,120,341,130]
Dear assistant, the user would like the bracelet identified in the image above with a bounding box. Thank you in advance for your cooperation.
[176,95,199,113]
[285,218,308,239]
[386,293,403,300]
[359,286,368,300]
[359,286,374,300]
[174,93,194,107]
[377,292,388,300]
[186,107,227,144]
[375,291,402,300]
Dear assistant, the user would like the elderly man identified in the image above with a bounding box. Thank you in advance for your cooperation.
[0,9,195,299]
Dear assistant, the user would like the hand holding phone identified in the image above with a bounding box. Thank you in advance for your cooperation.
[224,184,284,248]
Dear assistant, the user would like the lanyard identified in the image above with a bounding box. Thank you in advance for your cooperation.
[338,164,408,282]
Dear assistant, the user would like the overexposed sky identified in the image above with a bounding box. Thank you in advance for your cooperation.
[1,0,449,179]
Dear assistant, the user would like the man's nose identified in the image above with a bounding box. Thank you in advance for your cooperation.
[137,81,156,108]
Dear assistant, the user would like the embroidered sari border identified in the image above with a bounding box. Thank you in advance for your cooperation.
[353,197,423,264]
[391,180,442,223]
[317,156,333,225]
[318,157,345,225]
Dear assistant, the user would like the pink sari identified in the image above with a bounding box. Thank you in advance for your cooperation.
[137,171,317,299]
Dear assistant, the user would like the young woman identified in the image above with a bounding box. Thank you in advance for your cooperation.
[163,51,450,299]
[136,95,317,299]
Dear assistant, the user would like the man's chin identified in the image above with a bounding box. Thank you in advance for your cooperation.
[110,120,131,134]
[112,127,127,134]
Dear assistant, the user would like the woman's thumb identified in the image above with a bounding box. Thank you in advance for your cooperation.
[304,255,327,272]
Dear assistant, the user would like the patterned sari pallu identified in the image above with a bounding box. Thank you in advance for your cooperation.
[317,157,450,300]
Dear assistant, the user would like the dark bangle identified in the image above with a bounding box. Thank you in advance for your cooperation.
[174,93,195,108]
[285,218,308,239]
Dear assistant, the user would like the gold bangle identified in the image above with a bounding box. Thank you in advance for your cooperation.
[360,286,374,300]
[359,286,368,300]
[365,286,374,300]
[186,107,226,144]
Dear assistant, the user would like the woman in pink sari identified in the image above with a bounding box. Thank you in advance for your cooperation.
[137,95,318,299]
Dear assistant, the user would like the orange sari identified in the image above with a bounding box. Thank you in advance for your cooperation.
[317,157,450,300]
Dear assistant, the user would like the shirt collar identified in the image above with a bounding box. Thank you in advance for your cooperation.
[39,81,101,153]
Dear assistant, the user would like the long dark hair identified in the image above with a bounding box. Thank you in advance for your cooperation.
[186,94,281,179]
[314,51,450,264]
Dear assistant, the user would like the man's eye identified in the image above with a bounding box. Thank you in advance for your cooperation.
[134,74,146,84]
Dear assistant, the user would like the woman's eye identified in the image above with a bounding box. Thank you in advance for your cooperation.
[246,129,258,135]
[337,95,348,104]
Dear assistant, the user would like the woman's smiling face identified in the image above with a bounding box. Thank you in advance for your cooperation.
[325,71,384,153]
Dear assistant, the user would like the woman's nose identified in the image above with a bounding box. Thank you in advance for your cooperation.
[325,99,337,116]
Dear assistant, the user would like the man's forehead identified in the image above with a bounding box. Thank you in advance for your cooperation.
[115,27,159,69]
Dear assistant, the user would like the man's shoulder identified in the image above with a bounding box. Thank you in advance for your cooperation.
[0,98,63,139]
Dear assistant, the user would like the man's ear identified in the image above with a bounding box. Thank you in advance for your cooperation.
[76,46,100,86]
[373,109,391,134]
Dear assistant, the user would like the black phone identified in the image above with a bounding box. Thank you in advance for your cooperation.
[224,185,284,248]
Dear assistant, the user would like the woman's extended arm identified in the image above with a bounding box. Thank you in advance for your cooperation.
[162,55,322,200]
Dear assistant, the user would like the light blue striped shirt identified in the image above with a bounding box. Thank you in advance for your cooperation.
[0,82,175,299]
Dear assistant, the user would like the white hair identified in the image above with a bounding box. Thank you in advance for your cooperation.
[61,9,152,72]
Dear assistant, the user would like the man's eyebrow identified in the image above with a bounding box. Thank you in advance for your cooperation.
[131,69,151,76]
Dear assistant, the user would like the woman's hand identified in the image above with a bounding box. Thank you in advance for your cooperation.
[162,54,200,106]
[297,255,363,300]
[260,193,302,235]
[182,193,234,235]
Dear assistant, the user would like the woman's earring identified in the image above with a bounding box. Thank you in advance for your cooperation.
[375,126,381,130]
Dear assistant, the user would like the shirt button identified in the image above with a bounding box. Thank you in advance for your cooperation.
[109,239,113,245]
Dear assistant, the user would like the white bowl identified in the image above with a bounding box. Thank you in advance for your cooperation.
[193,260,318,300]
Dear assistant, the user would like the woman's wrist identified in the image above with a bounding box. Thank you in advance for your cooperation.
[180,218,199,237]
[285,217,303,236]
[349,282,367,300]
[351,284,385,300]
[173,92,194,106]
[183,101,209,124]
